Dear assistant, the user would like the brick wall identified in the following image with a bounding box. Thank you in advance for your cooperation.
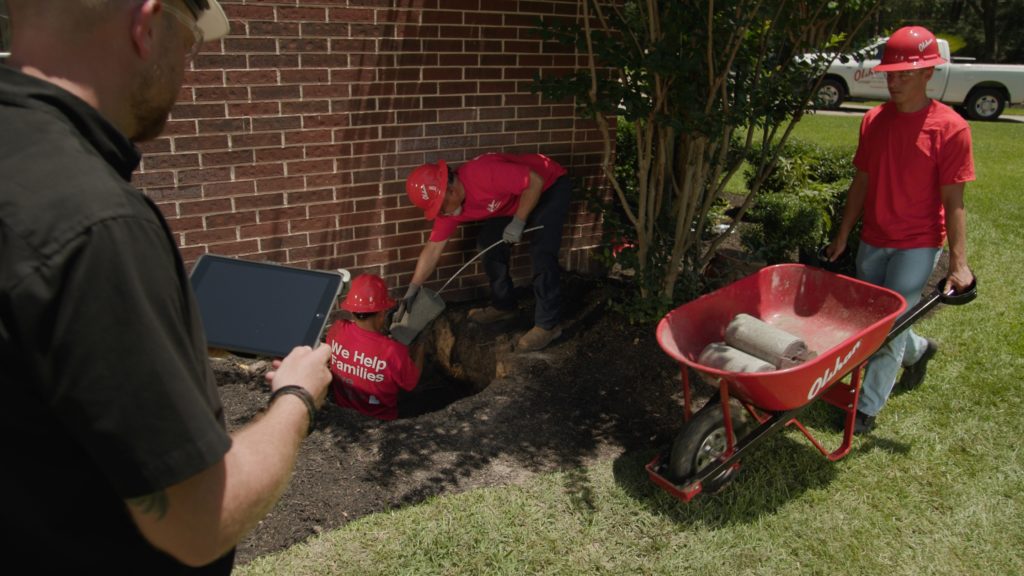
[136,0,606,302]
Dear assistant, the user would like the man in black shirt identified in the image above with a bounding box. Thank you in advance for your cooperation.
[0,1,332,572]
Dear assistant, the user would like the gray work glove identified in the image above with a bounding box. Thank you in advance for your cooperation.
[502,217,527,244]
[393,283,421,324]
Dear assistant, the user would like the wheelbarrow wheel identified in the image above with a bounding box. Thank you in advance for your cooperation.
[668,399,752,493]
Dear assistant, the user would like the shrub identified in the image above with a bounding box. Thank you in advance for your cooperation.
[741,140,855,263]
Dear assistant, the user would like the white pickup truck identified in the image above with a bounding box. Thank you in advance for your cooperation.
[816,37,1024,120]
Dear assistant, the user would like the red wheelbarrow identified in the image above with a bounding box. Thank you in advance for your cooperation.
[646,263,976,501]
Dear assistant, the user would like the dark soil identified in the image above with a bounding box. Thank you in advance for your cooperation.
[214,275,693,565]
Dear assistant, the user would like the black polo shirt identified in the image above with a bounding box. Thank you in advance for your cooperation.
[0,66,233,573]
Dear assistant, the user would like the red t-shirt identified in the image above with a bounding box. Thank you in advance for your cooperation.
[428,153,568,242]
[325,320,420,420]
[853,100,974,249]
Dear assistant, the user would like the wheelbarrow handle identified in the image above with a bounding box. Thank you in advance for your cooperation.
[884,277,977,345]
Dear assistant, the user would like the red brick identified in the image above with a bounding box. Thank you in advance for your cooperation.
[249,55,300,69]
[305,172,352,188]
[351,140,395,156]
[234,193,283,210]
[206,240,260,257]
[138,139,172,155]
[198,118,250,133]
[281,69,329,84]
[224,37,277,53]
[285,129,334,145]
[304,143,352,159]
[226,70,279,85]
[422,95,462,108]
[438,108,478,122]
[193,54,248,69]
[288,244,336,262]
[183,70,225,86]
[303,114,350,129]
[206,211,257,228]
[308,201,357,217]
[228,102,281,117]
[256,177,306,193]
[185,227,238,244]
[253,116,302,132]
[290,216,338,234]
[252,85,302,101]
[144,153,200,170]
[328,7,377,21]
[287,188,336,205]
[203,150,255,167]
[240,222,286,240]
[161,120,198,136]
[279,6,327,21]
[194,86,249,101]
[287,159,335,176]
[255,147,305,163]
[248,21,300,37]
[179,167,232,185]
[235,163,284,179]
[164,215,205,233]
[380,125,423,140]
[134,171,175,187]
[439,53,479,67]
[260,233,310,252]
[181,198,232,216]
[303,84,350,99]
[283,100,331,115]
[260,206,308,223]
[204,180,256,198]
[230,132,282,149]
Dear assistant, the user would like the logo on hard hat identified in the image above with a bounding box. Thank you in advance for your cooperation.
[918,38,934,52]
[420,184,430,201]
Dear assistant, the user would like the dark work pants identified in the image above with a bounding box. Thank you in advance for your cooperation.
[477,175,573,330]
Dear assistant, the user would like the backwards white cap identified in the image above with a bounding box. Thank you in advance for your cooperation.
[186,0,229,41]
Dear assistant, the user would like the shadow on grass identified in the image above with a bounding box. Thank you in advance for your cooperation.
[609,416,870,527]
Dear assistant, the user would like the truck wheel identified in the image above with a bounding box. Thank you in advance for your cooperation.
[816,78,845,110]
[965,88,1005,121]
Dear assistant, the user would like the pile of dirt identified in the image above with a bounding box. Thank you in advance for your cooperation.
[214,275,694,564]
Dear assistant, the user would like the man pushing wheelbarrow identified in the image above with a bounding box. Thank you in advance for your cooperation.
[648,27,978,502]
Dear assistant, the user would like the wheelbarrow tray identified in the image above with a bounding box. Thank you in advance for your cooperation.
[656,264,906,412]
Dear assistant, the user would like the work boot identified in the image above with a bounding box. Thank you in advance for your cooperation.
[898,339,938,391]
[467,306,516,325]
[853,410,875,435]
[516,325,562,352]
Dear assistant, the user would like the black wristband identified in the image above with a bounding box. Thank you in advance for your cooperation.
[269,385,318,437]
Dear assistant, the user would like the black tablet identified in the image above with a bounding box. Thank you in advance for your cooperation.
[190,254,343,357]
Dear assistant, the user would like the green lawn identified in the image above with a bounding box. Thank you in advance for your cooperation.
[240,115,1023,576]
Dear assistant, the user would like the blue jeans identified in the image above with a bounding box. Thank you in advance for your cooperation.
[478,176,573,330]
[856,241,941,416]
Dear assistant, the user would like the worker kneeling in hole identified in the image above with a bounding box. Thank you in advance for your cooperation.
[401,153,573,352]
[326,275,425,420]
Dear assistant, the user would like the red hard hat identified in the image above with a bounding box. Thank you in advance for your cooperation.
[874,26,947,72]
[405,161,448,221]
[341,275,396,314]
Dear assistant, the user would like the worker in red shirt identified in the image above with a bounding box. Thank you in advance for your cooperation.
[326,275,425,420]
[826,26,975,434]
[401,153,573,352]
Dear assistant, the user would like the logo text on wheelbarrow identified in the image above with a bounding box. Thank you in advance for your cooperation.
[807,339,862,400]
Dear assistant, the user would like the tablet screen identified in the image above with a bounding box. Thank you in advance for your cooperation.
[190,255,343,357]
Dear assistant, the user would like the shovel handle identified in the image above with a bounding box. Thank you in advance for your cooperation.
[437,225,543,294]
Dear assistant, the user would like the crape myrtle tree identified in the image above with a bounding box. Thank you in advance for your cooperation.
[534,0,879,316]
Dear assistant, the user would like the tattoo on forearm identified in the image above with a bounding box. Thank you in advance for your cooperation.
[127,491,169,520]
